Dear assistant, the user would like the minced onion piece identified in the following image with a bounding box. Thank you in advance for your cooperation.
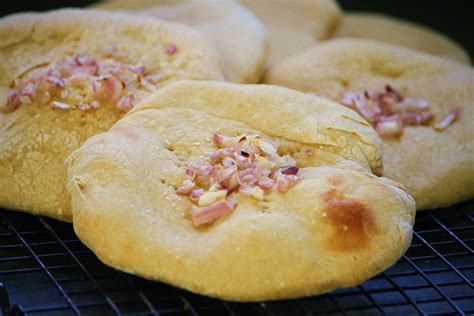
[176,133,301,227]
[434,107,461,131]
[374,115,404,137]
[198,190,227,207]
[191,194,237,227]
[51,101,70,110]
[339,85,460,137]
[5,52,161,113]
[166,44,177,55]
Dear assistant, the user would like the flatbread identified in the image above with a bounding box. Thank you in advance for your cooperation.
[265,38,474,209]
[66,81,415,301]
[0,9,223,221]
[334,12,470,65]
[240,0,341,66]
[95,0,267,83]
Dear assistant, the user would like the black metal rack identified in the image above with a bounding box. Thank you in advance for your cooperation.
[0,200,472,316]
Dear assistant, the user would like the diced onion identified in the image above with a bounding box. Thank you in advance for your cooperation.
[5,51,160,114]
[339,85,460,137]
[177,133,301,227]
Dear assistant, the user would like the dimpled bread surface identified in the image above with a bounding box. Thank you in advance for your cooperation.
[0,9,223,221]
[265,38,474,209]
[66,81,415,301]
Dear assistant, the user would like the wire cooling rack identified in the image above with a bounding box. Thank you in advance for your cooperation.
[0,200,472,316]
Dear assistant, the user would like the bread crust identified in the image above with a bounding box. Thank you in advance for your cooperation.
[0,9,223,221]
[95,0,267,83]
[67,81,415,301]
[334,12,470,65]
[240,0,341,66]
[265,39,474,209]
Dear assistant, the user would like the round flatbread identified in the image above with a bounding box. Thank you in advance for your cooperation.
[0,9,223,221]
[265,38,474,209]
[66,81,415,301]
[95,0,267,83]
[240,0,341,66]
[333,12,470,65]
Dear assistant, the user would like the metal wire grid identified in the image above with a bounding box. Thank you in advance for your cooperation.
[0,200,472,316]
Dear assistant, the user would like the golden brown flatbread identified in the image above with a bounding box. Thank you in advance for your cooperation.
[66,81,415,301]
[0,9,223,221]
[334,12,470,65]
[265,39,474,209]
[240,0,341,66]
[95,0,267,83]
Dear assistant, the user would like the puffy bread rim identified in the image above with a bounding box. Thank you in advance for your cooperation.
[128,80,383,175]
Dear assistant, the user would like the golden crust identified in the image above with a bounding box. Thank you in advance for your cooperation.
[240,0,341,66]
[131,80,383,175]
[334,12,470,65]
[67,81,415,301]
[265,38,474,209]
[0,9,223,221]
[95,0,267,83]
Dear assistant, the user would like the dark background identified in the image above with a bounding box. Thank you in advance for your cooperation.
[1,0,474,61]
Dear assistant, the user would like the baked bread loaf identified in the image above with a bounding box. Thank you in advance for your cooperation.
[265,39,474,209]
[66,81,415,301]
[95,0,267,83]
[334,12,470,65]
[0,9,223,221]
[240,0,341,66]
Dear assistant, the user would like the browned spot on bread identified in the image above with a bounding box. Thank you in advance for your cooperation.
[322,185,344,202]
[111,125,139,141]
[327,174,344,187]
[321,189,377,252]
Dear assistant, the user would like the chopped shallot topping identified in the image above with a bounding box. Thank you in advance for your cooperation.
[5,50,161,114]
[51,101,70,110]
[145,74,162,83]
[176,179,195,195]
[176,133,300,227]
[191,194,237,227]
[339,85,460,137]
[374,115,404,137]
[275,174,299,192]
[116,94,135,113]
[198,190,227,207]
[434,107,461,131]
[166,44,177,55]
[6,91,20,111]
[190,189,204,202]
[280,166,299,175]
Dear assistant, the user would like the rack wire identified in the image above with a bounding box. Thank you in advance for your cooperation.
[0,200,472,316]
